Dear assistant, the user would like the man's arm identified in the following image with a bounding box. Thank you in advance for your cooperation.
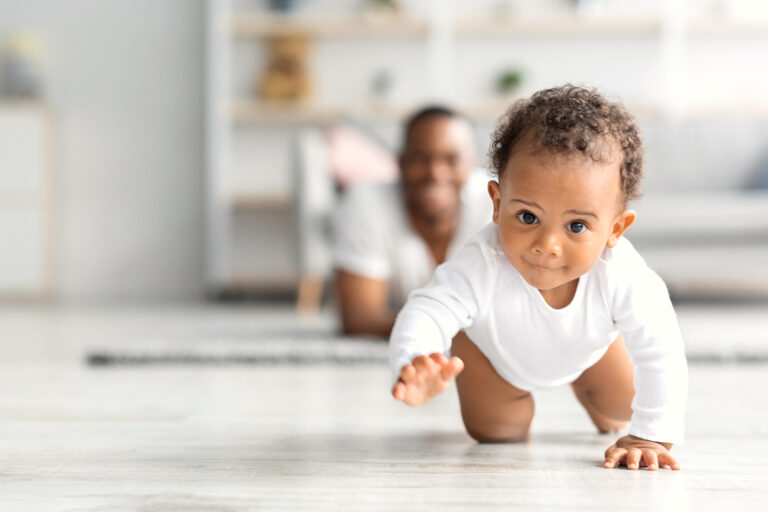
[335,270,396,337]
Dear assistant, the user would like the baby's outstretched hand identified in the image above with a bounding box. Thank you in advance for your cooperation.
[391,353,464,406]
[604,435,679,471]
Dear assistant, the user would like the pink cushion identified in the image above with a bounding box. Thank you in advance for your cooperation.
[326,124,398,188]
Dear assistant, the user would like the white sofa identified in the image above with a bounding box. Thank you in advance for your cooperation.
[630,191,768,298]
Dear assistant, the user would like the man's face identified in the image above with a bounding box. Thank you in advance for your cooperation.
[488,148,634,294]
[400,116,475,222]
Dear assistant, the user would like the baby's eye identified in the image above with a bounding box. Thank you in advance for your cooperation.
[567,221,587,234]
[517,211,538,225]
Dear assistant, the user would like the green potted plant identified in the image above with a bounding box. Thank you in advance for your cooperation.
[496,68,524,97]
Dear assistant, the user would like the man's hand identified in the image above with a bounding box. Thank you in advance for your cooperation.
[604,435,679,470]
[392,353,464,406]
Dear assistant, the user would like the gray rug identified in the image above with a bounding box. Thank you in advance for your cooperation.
[86,331,389,366]
[85,336,768,367]
[85,322,768,367]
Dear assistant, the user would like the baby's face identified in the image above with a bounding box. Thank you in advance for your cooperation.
[488,148,635,294]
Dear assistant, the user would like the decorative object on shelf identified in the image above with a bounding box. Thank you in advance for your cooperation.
[269,0,298,13]
[491,0,515,20]
[750,150,768,189]
[496,67,524,97]
[326,122,398,188]
[569,0,605,19]
[362,0,402,18]
[257,35,312,102]
[368,68,393,108]
[0,30,46,99]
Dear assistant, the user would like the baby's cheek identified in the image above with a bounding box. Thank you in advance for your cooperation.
[575,244,605,270]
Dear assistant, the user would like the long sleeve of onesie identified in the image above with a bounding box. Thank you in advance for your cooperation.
[610,255,688,445]
[389,238,492,385]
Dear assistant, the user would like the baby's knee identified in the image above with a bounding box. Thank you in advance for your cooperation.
[461,396,534,443]
[464,419,531,443]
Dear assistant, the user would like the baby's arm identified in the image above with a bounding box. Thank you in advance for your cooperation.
[389,296,471,407]
[609,263,688,469]
[389,235,491,406]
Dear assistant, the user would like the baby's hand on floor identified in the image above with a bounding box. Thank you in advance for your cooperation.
[604,435,680,471]
[391,353,464,406]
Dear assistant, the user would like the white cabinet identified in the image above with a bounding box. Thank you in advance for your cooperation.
[0,104,54,298]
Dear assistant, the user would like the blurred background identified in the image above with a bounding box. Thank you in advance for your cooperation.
[1,0,768,308]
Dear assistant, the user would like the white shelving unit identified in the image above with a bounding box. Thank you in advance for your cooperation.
[0,102,55,300]
[205,0,768,298]
[206,1,439,296]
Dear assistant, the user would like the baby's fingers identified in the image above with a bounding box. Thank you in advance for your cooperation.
[642,450,659,471]
[400,364,421,387]
[604,447,627,468]
[626,448,643,470]
[429,352,448,365]
[657,452,680,470]
[440,356,464,381]
[392,380,406,401]
[412,354,436,378]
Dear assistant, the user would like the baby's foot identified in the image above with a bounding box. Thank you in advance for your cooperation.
[392,353,464,406]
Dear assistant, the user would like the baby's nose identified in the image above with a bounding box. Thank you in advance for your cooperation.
[532,231,562,257]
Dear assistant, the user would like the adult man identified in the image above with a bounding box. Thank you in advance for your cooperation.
[332,106,492,336]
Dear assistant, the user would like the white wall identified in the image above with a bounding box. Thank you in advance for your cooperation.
[0,0,206,301]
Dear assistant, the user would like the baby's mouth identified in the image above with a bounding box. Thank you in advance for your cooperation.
[525,258,558,272]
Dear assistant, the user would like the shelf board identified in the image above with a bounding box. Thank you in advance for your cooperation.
[688,17,768,35]
[231,99,410,124]
[219,274,299,293]
[230,98,768,125]
[230,190,293,210]
[232,13,427,38]
[674,104,768,121]
[456,16,660,36]
[230,98,665,125]
[232,100,335,124]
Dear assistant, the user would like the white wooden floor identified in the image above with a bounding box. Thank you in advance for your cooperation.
[0,304,767,511]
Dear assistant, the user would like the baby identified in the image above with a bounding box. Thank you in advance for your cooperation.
[389,85,688,471]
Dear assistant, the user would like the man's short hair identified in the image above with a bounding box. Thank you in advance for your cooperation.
[402,105,465,147]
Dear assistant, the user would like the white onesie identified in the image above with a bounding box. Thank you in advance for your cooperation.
[389,223,688,444]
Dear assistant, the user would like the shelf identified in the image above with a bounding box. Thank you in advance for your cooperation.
[231,98,524,124]
[219,274,299,293]
[231,97,662,125]
[230,190,293,210]
[232,12,664,39]
[688,17,768,35]
[231,99,410,124]
[456,15,660,36]
[232,100,336,124]
[672,105,768,121]
[232,13,427,38]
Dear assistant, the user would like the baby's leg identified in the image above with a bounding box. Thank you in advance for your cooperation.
[452,331,534,443]
[570,333,635,433]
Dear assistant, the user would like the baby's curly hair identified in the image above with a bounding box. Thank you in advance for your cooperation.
[489,84,644,203]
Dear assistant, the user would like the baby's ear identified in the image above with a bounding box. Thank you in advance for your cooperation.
[487,180,501,224]
[606,210,636,248]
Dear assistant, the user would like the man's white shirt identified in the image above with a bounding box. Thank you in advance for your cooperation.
[332,170,493,310]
